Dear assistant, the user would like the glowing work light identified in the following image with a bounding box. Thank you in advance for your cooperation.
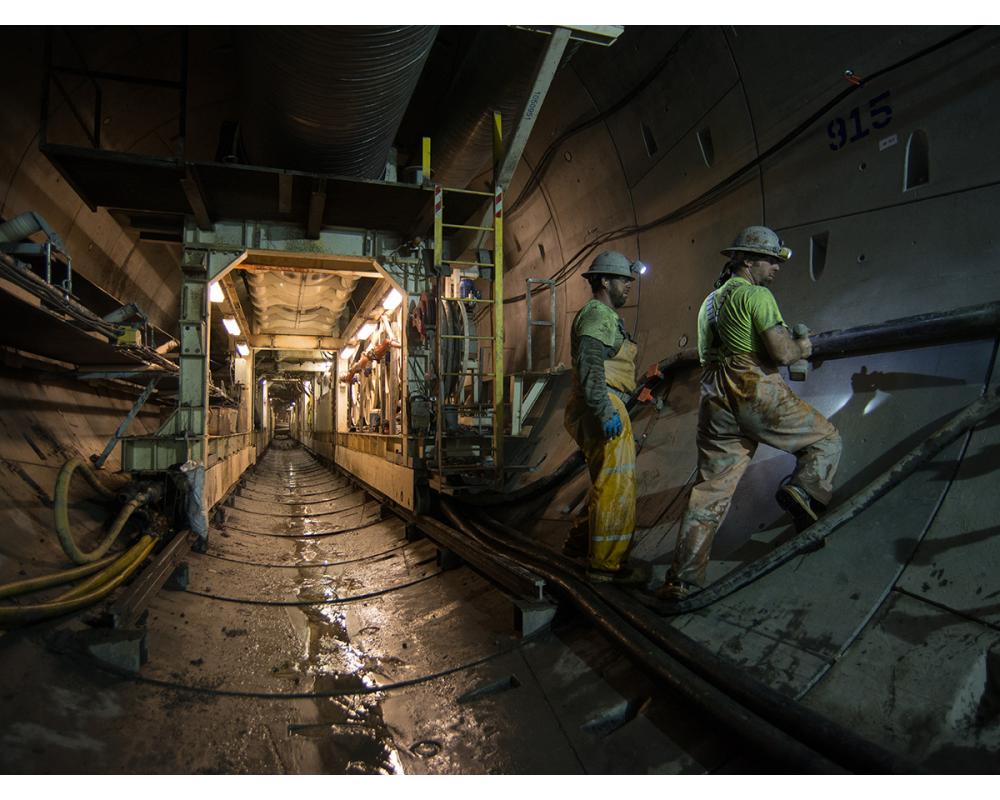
[209,282,224,303]
[222,317,241,336]
[357,322,376,341]
[382,288,403,312]
[236,342,250,357]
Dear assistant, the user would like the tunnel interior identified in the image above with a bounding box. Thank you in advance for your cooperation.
[1,23,1000,775]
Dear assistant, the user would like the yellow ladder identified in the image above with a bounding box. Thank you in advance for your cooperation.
[425,113,505,487]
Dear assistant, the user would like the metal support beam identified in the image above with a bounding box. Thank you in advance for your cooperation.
[248,333,344,351]
[180,166,212,231]
[468,27,572,254]
[277,173,293,215]
[102,530,195,629]
[307,179,327,239]
[91,375,162,468]
[220,273,251,344]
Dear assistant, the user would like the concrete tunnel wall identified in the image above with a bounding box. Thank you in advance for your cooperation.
[1,25,999,765]
[483,26,1000,764]
[0,29,238,577]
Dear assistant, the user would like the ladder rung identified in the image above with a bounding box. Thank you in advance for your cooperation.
[529,321,554,327]
[439,372,496,377]
[442,259,495,268]
[440,335,496,340]
[441,297,494,304]
[441,187,493,197]
[443,223,494,232]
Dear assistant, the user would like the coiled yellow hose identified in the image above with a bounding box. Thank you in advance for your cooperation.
[54,457,137,564]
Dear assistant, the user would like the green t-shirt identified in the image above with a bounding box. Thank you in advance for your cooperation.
[697,276,785,365]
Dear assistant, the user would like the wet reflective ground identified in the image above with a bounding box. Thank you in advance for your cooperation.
[0,442,737,773]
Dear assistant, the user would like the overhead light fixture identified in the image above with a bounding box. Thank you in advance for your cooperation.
[357,322,376,341]
[382,288,403,312]
[236,342,250,357]
[341,345,357,360]
[209,282,224,303]
[222,317,241,336]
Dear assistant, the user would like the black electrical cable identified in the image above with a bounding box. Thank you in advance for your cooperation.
[444,506,913,774]
[226,497,371,518]
[215,515,390,540]
[236,485,357,504]
[197,540,411,570]
[438,503,845,773]
[183,571,442,607]
[54,638,527,701]
[499,25,983,308]
[658,388,1000,615]
[225,497,369,519]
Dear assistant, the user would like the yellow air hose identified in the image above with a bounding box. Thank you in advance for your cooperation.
[0,552,120,600]
[54,457,138,564]
[0,535,156,627]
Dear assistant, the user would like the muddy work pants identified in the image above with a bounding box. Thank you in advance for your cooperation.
[564,391,636,572]
[671,356,841,587]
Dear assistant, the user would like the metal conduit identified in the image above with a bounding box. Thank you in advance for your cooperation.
[239,26,438,178]
[436,502,848,773]
[466,300,1000,506]
[445,506,913,774]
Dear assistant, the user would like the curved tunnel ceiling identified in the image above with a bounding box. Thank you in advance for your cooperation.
[237,25,439,177]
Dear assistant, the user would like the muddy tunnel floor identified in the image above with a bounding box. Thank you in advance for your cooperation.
[0,443,780,774]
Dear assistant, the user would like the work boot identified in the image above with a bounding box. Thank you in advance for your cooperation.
[655,578,699,602]
[776,483,822,533]
[585,565,646,587]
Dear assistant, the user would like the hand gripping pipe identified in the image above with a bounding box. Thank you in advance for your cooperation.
[465,300,1000,506]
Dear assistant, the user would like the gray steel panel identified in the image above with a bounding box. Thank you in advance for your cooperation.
[763,28,1000,229]
[803,591,1000,770]
[897,342,1000,626]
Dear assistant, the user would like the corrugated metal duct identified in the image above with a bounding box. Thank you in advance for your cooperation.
[430,27,548,189]
[239,26,438,178]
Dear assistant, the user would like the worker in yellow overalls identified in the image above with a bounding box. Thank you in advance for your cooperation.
[564,251,646,583]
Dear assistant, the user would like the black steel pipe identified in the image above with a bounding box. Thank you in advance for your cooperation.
[462,508,915,774]
[439,502,846,773]
[810,301,1000,359]
[665,387,1000,614]
[465,301,1000,506]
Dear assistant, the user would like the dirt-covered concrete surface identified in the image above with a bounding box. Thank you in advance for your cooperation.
[1,440,726,774]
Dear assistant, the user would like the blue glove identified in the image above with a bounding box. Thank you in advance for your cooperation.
[603,412,623,439]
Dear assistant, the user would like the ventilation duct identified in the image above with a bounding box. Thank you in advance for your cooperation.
[239,26,438,178]
[430,27,550,189]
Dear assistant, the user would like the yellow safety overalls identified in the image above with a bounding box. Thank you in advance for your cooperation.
[564,301,638,572]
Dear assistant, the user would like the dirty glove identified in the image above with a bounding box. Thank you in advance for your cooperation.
[603,412,623,439]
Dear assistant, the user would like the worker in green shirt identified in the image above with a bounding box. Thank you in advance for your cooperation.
[565,251,646,583]
[660,226,842,600]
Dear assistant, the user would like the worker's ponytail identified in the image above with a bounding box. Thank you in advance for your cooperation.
[714,259,742,289]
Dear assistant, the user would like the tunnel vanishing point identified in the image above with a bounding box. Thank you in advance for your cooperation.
[1,25,999,774]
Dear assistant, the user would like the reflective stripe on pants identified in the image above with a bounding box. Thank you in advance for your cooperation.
[564,391,636,572]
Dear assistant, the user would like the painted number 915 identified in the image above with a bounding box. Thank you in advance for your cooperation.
[827,90,893,151]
